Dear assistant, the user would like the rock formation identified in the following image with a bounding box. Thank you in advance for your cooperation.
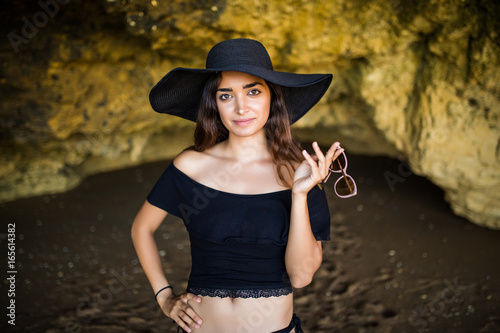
[1,0,499,228]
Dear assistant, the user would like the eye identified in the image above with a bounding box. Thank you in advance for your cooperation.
[218,93,231,101]
[248,89,261,96]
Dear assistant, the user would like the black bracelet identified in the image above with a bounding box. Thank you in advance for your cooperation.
[155,286,173,301]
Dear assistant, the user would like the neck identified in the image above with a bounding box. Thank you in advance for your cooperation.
[223,130,270,163]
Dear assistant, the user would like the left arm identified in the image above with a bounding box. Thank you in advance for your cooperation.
[285,141,343,288]
[286,191,323,288]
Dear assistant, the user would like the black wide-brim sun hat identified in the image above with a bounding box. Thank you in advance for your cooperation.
[149,38,332,124]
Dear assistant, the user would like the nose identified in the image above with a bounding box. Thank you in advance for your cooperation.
[235,95,248,115]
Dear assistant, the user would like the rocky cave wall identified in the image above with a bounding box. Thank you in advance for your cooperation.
[1,0,499,228]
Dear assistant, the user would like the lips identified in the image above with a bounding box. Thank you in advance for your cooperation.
[233,118,255,126]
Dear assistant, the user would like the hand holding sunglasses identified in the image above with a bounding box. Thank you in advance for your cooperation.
[322,146,358,198]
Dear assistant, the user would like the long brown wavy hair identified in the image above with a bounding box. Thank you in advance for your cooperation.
[192,72,303,187]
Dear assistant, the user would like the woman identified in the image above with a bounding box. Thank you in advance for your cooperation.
[132,38,345,333]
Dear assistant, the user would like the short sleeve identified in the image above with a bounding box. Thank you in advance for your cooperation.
[307,186,331,241]
[146,164,183,217]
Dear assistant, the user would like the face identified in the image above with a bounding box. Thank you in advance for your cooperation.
[216,71,271,138]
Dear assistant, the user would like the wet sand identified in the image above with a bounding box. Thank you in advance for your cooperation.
[2,154,499,332]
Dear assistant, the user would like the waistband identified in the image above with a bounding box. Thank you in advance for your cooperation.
[187,285,293,299]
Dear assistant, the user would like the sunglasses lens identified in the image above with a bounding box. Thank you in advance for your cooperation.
[331,152,346,172]
[335,176,356,197]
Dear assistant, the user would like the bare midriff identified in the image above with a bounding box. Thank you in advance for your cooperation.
[189,293,294,332]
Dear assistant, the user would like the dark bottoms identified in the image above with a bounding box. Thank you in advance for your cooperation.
[272,313,303,333]
[177,313,303,333]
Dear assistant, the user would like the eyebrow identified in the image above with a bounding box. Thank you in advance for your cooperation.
[217,82,264,92]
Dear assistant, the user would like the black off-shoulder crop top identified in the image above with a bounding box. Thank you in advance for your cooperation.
[147,163,331,298]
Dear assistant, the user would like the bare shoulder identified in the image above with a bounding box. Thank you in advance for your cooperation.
[173,149,208,175]
[172,143,231,188]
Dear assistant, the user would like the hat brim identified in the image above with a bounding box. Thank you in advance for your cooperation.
[149,67,332,124]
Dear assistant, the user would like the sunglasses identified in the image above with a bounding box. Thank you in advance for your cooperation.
[322,148,357,198]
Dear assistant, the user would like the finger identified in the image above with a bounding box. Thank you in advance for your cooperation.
[170,311,191,333]
[329,144,345,167]
[179,296,203,327]
[176,315,194,333]
[184,306,203,328]
[302,150,322,181]
[312,142,333,179]
[312,142,326,167]
[178,310,201,332]
[333,147,345,162]
[302,149,317,169]
[325,142,342,162]
[184,293,202,304]
[173,305,200,333]
[183,295,203,326]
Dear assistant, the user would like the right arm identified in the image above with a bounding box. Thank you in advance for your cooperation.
[131,200,203,332]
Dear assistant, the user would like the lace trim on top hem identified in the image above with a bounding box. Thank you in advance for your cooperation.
[187,286,293,299]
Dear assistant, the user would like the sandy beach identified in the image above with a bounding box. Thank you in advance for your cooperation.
[2,153,499,332]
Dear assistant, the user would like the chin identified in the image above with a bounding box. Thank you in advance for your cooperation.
[231,127,265,138]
